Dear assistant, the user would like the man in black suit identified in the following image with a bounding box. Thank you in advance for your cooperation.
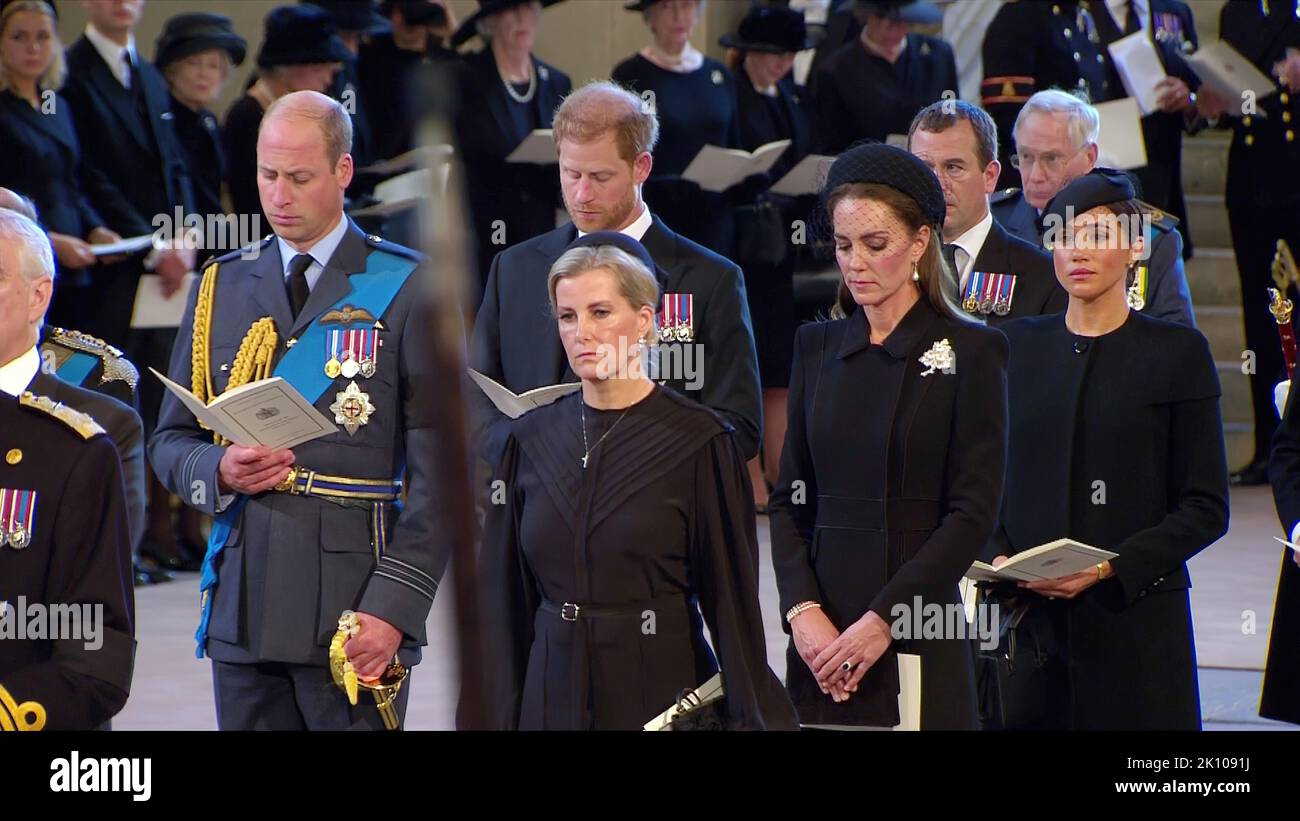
[470,81,762,469]
[990,89,1194,328]
[907,99,1066,324]
[62,0,196,349]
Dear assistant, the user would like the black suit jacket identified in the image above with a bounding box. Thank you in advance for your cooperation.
[28,370,144,551]
[969,218,1068,324]
[470,217,762,466]
[62,36,194,237]
[0,91,103,242]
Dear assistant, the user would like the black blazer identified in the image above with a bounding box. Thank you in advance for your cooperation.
[969,218,1068,324]
[62,36,194,237]
[470,217,763,464]
[991,312,1228,728]
[1265,379,1300,724]
[0,91,104,241]
[769,299,1008,728]
[28,370,144,552]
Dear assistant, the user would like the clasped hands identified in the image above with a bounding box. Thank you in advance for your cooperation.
[791,608,892,704]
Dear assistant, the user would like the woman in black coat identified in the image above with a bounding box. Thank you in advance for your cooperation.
[1265,371,1300,726]
[986,169,1229,730]
[0,0,121,331]
[473,232,797,731]
[768,144,1008,730]
[613,0,740,259]
[451,0,570,305]
[154,13,246,256]
[720,5,815,510]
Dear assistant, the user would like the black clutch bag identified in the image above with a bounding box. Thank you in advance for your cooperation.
[975,584,1069,731]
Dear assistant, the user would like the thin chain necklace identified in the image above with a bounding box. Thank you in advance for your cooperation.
[580,402,632,469]
[502,61,536,104]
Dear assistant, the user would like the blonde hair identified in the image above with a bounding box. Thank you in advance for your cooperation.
[547,245,660,341]
[163,48,234,88]
[0,1,66,94]
[552,81,659,164]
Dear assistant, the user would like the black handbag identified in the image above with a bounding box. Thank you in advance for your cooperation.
[975,584,1069,730]
[668,688,726,731]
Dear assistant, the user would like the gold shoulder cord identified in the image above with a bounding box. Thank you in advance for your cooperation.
[190,262,279,445]
[0,684,46,731]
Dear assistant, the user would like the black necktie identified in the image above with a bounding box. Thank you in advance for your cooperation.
[942,243,960,279]
[286,253,313,319]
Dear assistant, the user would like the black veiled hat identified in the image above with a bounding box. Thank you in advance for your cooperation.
[821,142,946,227]
[257,4,355,68]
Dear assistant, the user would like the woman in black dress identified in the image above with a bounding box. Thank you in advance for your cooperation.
[613,0,740,258]
[0,0,122,330]
[223,5,350,227]
[720,4,814,509]
[985,169,1229,729]
[451,0,570,305]
[475,231,796,731]
[154,13,246,256]
[769,143,1008,729]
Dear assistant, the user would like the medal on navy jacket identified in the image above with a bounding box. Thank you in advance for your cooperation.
[0,487,36,550]
[659,293,695,342]
[963,272,1017,317]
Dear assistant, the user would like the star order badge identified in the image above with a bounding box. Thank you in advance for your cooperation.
[330,381,375,436]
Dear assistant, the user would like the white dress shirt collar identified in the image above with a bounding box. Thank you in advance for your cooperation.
[0,347,41,398]
[276,214,351,290]
[85,24,137,88]
[950,210,994,291]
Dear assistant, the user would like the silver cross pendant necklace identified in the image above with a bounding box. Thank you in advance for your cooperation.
[580,402,632,469]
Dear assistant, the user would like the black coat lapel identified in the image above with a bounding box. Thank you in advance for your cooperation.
[82,52,153,153]
[530,225,579,384]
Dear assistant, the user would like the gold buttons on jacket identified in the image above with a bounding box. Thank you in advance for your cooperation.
[1246,135,1255,146]
[5,449,20,465]
[1283,92,1291,105]
[1288,130,1296,143]
[1285,111,1293,123]
[1244,116,1253,127]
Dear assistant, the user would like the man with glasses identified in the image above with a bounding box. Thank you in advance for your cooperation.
[908,99,1066,325]
[992,89,1194,327]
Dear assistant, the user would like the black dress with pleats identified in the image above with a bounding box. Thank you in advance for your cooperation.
[474,385,797,730]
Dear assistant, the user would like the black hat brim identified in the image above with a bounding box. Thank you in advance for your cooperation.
[258,36,355,68]
[717,32,815,53]
[157,34,248,70]
[451,0,564,48]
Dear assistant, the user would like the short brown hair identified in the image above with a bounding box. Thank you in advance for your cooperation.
[552,81,659,164]
[907,100,999,169]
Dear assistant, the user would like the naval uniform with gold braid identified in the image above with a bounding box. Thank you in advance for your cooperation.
[148,221,446,730]
[0,392,135,731]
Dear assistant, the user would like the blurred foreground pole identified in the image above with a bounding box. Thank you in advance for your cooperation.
[410,62,485,729]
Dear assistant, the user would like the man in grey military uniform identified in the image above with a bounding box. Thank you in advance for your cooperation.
[149,91,447,730]
[990,89,1195,328]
